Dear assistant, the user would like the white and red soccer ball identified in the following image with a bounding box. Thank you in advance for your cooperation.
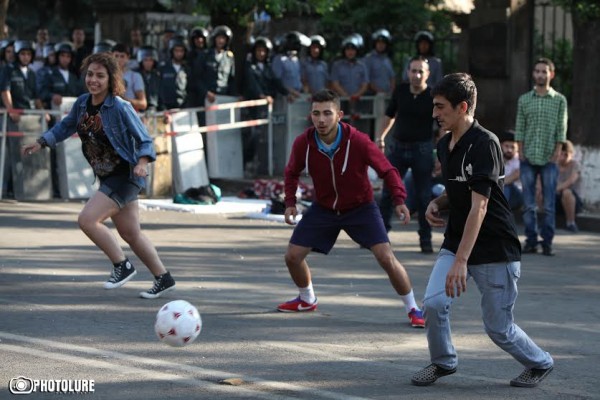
[155,300,202,347]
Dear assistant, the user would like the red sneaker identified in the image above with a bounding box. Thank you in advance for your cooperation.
[408,308,425,328]
[277,296,318,312]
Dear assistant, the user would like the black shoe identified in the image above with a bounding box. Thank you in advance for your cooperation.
[510,366,553,388]
[103,259,137,289]
[523,242,538,253]
[139,271,176,299]
[542,245,555,256]
[411,363,457,386]
[420,242,434,254]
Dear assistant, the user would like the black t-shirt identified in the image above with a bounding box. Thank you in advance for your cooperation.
[385,82,434,143]
[77,97,129,179]
[437,120,521,264]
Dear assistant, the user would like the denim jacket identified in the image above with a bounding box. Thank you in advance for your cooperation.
[42,93,156,188]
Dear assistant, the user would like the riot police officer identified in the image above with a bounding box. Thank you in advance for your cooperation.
[38,42,83,109]
[402,30,444,87]
[271,31,308,99]
[135,45,161,111]
[330,33,369,98]
[301,35,329,94]
[158,37,189,110]
[363,28,395,94]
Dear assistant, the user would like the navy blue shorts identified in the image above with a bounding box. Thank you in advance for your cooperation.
[98,175,142,209]
[290,201,390,254]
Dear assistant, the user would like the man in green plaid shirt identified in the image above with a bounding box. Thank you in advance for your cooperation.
[515,58,567,256]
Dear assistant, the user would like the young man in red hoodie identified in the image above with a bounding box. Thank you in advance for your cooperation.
[277,89,425,327]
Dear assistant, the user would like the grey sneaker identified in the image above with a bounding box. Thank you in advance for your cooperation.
[139,271,176,299]
[103,260,137,289]
[510,366,553,388]
[411,363,457,386]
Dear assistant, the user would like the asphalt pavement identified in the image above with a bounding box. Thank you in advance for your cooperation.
[1,199,598,399]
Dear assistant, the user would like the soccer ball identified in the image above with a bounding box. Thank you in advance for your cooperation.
[154,300,202,347]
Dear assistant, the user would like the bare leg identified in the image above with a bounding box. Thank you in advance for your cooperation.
[284,243,313,288]
[111,200,167,277]
[78,191,125,263]
[561,189,577,224]
[370,242,413,295]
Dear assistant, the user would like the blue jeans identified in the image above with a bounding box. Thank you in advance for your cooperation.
[379,141,433,244]
[520,160,558,247]
[503,183,523,211]
[423,249,554,370]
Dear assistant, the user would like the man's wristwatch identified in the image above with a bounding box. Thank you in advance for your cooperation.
[36,137,48,148]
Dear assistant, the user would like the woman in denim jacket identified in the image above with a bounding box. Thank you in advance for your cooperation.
[22,52,175,299]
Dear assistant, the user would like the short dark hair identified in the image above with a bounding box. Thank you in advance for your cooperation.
[112,43,130,56]
[534,57,555,72]
[407,55,429,71]
[431,73,477,116]
[311,89,341,109]
[500,129,515,143]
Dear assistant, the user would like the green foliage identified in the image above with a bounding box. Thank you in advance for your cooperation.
[194,0,342,27]
[533,32,573,101]
[552,0,600,22]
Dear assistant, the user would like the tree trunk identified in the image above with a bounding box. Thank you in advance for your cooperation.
[569,17,600,146]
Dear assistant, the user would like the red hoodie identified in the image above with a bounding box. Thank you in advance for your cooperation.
[284,122,406,213]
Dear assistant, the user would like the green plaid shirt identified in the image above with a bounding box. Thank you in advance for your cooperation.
[515,87,567,166]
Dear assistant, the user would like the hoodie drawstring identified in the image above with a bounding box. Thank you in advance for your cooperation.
[341,139,350,174]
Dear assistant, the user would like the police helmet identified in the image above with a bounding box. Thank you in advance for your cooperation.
[284,31,310,52]
[54,41,74,55]
[43,43,56,59]
[0,39,14,52]
[210,25,233,47]
[190,27,209,41]
[253,36,273,52]
[14,40,35,55]
[414,30,434,44]
[372,28,391,44]
[309,35,327,49]
[341,33,364,50]
[136,45,159,63]
[174,28,188,42]
[168,37,187,54]
[93,40,116,54]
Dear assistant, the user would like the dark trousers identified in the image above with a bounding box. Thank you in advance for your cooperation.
[379,140,433,245]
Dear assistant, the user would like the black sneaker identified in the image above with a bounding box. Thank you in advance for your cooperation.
[411,363,457,386]
[510,366,553,388]
[139,271,176,299]
[523,242,538,253]
[420,242,434,254]
[103,260,137,289]
[542,245,555,256]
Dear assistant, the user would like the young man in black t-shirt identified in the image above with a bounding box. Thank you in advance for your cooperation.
[411,73,554,388]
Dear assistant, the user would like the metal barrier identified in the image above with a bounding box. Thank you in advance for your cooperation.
[0,94,390,200]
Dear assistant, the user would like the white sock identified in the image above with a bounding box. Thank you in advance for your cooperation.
[299,283,316,304]
[400,289,419,313]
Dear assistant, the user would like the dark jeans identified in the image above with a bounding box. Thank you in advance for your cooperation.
[379,140,433,244]
[520,160,558,247]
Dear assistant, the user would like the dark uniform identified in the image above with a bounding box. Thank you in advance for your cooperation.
[241,36,288,172]
[135,46,161,111]
[158,39,188,110]
[0,40,40,198]
[38,43,84,108]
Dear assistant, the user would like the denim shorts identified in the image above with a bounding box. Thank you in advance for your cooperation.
[98,175,142,209]
[289,201,389,254]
